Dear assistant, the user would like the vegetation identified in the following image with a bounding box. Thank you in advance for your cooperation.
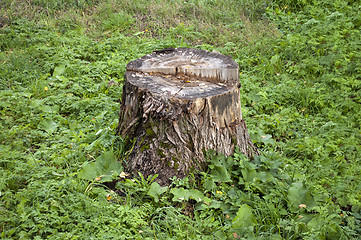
[1,0,360,239]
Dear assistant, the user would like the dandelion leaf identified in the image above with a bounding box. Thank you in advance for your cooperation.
[77,151,121,182]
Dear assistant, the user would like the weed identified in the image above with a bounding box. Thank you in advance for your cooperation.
[0,0,360,239]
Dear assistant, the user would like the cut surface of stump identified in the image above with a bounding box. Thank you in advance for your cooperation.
[117,48,259,185]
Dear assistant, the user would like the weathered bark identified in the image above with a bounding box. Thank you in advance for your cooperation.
[117,48,259,185]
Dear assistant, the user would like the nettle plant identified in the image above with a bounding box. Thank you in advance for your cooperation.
[75,148,353,239]
[1,0,360,239]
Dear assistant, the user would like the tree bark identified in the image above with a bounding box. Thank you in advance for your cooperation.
[117,48,259,185]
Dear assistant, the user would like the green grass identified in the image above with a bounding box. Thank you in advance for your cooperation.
[1,0,361,239]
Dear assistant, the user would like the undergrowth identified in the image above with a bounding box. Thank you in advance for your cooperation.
[0,0,360,239]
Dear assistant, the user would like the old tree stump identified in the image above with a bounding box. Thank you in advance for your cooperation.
[117,48,259,185]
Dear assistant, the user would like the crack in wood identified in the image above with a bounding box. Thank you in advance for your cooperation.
[153,47,175,54]
[121,117,140,137]
[173,121,186,144]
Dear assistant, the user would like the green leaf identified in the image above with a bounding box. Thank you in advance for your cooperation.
[287,181,316,211]
[210,165,232,182]
[148,182,168,202]
[260,134,274,145]
[39,119,58,134]
[188,189,206,202]
[170,188,189,202]
[203,178,216,191]
[53,64,66,77]
[77,151,122,182]
[206,150,233,182]
[232,204,256,228]
[251,129,275,146]
[170,188,206,202]
[241,168,253,182]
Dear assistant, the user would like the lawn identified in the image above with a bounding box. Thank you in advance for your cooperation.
[1,0,360,239]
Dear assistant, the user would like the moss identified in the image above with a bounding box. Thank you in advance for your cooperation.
[144,117,158,137]
[140,143,150,151]
[231,136,237,145]
[174,162,180,170]
[172,156,180,170]
[165,157,180,169]
[160,141,172,149]
[157,148,166,158]
[139,136,150,151]
[146,127,155,137]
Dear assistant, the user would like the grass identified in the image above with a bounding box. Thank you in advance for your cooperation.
[1,0,361,239]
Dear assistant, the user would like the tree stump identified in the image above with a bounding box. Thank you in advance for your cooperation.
[117,48,259,185]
